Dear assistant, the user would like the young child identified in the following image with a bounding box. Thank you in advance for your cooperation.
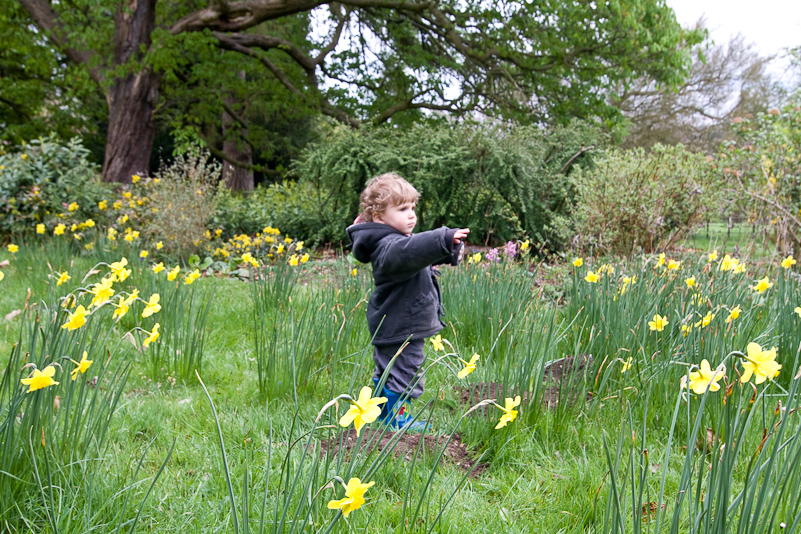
[346,173,468,431]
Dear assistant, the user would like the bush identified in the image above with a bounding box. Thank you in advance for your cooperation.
[0,136,110,236]
[567,144,722,254]
[142,147,220,258]
[721,102,801,257]
[286,121,603,248]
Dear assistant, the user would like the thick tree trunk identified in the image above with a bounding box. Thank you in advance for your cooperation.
[100,0,158,184]
[102,71,159,184]
[222,71,254,192]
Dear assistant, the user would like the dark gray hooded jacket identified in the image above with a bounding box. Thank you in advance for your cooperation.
[346,222,457,345]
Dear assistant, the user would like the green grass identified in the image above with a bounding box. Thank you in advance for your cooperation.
[681,221,776,258]
[1,241,800,533]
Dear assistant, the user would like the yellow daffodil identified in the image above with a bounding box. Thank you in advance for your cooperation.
[338,386,387,436]
[458,354,480,379]
[20,365,59,392]
[112,297,129,320]
[733,262,747,274]
[430,335,445,352]
[725,305,741,324]
[156,241,163,250]
[142,324,160,348]
[781,255,796,269]
[296,241,304,252]
[152,262,165,274]
[36,223,46,234]
[7,244,19,253]
[656,253,665,268]
[132,174,140,183]
[740,342,781,384]
[520,239,530,251]
[708,250,718,262]
[573,257,583,267]
[68,202,79,212]
[88,277,115,308]
[98,199,107,210]
[184,269,200,285]
[54,223,66,236]
[62,305,89,330]
[139,250,148,259]
[109,257,131,282]
[327,477,375,518]
[142,294,161,317]
[0,271,4,282]
[795,306,801,318]
[681,360,726,394]
[276,244,285,254]
[495,396,521,429]
[288,254,299,266]
[694,311,715,328]
[621,356,633,374]
[108,227,117,241]
[681,324,692,337]
[241,252,254,264]
[300,253,309,263]
[752,276,773,293]
[719,254,737,271]
[112,200,122,210]
[469,252,482,264]
[84,219,95,228]
[584,271,600,283]
[648,314,669,332]
[351,268,357,277]
[56,271,70,286]
[667,259,681,271]
[167,265,180,281]
[69,352,93,380]
[685,276,696,288]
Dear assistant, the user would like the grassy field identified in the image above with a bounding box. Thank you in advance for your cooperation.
[681,221,778,259]
[1,238,800,533]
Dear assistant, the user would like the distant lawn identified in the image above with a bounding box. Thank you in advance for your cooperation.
[680,221,777,258]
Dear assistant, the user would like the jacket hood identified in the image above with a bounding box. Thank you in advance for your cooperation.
[346,222,403,263]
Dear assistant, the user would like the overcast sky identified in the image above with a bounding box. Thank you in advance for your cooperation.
[666,0,799,80]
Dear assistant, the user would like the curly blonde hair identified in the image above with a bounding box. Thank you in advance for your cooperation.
[359,173,420,222]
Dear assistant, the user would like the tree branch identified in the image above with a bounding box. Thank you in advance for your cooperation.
[214,33,360,128]
[18,0,105,86]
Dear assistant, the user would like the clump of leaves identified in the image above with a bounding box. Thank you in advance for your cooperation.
[143,146,220,259]
[569,144,722,254]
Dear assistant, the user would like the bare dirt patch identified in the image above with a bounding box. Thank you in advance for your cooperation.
[320,428,487,476]
[457,354,594,411]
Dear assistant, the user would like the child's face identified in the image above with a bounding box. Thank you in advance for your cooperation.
[375,201,417,234]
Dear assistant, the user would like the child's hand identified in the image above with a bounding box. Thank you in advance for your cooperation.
[453,228,470,244]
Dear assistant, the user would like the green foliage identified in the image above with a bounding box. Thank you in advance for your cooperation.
[720,103,801,256]
[568,144,722,255]
[0,136,109,236]
[289,122,603,247]
[143,147,220,258]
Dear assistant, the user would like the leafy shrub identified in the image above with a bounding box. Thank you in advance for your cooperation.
[0,136,110,236]
[142,147,220,258]
[721,103,801,257]
[287,121,603,247]
[567,144,722,254]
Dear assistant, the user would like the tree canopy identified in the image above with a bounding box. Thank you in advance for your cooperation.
[12,0,704,183]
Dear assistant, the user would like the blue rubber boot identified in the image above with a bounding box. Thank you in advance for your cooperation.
[373,379,430,432]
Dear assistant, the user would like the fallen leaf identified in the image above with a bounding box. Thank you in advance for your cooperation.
[5,309,22,321]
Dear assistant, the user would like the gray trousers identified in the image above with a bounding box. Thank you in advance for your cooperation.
[372,339,426,399]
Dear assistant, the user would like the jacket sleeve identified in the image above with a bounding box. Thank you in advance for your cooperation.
[374,227,455,283]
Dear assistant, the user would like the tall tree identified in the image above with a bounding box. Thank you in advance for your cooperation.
[18,0,704,184]
[615,28,785,151]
